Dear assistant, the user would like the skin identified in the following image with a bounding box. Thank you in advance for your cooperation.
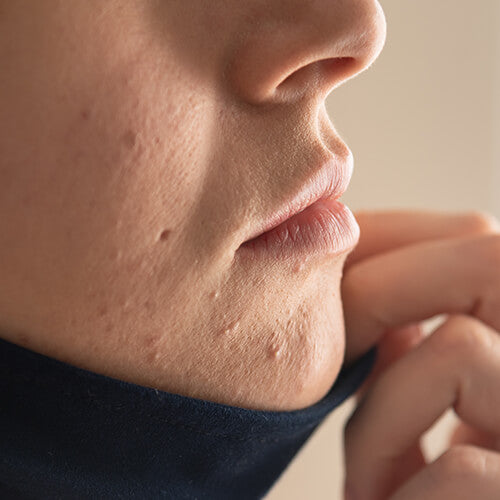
[342,211,500,499]
[0,0,386,411]
[2,2,500,497]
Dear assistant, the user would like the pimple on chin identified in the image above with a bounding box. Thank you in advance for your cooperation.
[268,343,282,359]
[215,319,240,337]
[143,334,163,363]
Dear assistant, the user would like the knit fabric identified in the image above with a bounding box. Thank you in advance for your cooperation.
[0,337,377,499]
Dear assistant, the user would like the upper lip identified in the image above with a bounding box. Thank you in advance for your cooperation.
[242,149,354,243]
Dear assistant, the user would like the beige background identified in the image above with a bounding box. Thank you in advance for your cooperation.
[268,1,500,499]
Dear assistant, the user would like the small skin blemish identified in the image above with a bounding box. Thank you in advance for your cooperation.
[146,350,161,364]
[80,109,90,120]
[221,320,240,336]
[293,260,306,273]
[144,334,162,363]
[97,305,108,317]
[122,129,137,149]
[208,290,220,300]
[159,229,171,242]
[144,334,160,348]
[268,344,282,359]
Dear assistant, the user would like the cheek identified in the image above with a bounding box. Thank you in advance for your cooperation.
[0,44,217,310]
[0,0,219,278]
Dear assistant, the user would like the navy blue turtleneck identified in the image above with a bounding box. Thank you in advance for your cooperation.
[0,337,377,499]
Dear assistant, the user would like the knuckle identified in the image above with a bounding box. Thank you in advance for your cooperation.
[432,445,488,483]
[429,314,492,361]
[465,210,500,234]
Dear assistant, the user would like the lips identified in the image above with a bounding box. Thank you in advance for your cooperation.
[240,151,354,245]
[238,196,360,261]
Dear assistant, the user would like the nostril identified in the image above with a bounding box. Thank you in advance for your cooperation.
[275,57,358,102]
[323,56,358,77]
[322,56,361,90]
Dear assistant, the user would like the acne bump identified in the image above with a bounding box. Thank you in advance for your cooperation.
[293,260,305,273]
[145,346,162,364]
[221,320,240,336]
[268,343,282,359]
[158,229,171,242]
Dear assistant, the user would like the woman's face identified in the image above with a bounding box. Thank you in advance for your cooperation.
[0,0,386,410]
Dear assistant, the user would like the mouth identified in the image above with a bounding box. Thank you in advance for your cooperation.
[237,153,360,261]
[238,196,360,261]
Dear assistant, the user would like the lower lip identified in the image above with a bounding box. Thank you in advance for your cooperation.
[237,198,360,261]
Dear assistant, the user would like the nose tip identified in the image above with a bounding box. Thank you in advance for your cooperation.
[227,0,387,105]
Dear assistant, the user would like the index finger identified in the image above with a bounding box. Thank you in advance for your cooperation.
[344,209,500,270]
[342,232,500,363]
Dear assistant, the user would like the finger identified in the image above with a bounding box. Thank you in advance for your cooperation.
[344,209,499,270]
[342,232,500,363]
[351,323,427,483]
[354,322,426,402]
[343,315,500,500]
[449,421,500,451]
[388,445,500,500]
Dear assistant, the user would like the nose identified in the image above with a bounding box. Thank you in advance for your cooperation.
[227,0,387,106]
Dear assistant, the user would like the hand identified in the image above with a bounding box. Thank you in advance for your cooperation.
[339,209,500,499]
[344,314,500,499]
[342,209,500,365]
